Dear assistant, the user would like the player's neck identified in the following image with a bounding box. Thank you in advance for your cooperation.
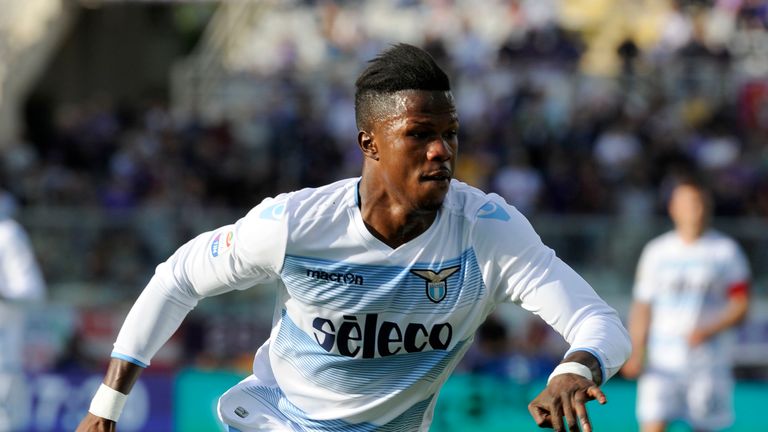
[357,179,438,249]
[676,225,706,244]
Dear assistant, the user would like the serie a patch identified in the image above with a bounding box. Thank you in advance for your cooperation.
[211,230,234,257]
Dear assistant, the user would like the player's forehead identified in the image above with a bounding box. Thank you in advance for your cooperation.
[385,90,458,126]
[672,184,705,201]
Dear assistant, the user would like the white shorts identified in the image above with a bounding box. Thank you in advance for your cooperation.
[218,375,295,432]
[637,369,733,430]
[0,372,29,432]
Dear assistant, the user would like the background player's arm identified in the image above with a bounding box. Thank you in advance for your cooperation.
[689,287,749,346]
[690,242,751,346]
[621,300,651,379]
[622,240,656,380]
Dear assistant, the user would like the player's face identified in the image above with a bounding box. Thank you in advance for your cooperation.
[669,185,709,231]
[369,90,459,211]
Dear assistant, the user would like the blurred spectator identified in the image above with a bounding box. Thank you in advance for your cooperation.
[15,0,768,223]
[0,189,46,431]
[491,148,543,215]
[592,117,642,183]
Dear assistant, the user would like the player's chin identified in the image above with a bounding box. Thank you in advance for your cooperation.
[417,199,444,212]
[416,184,449,211]
[419,177,451,190]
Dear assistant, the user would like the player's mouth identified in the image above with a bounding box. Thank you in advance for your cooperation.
[420,170,452,183]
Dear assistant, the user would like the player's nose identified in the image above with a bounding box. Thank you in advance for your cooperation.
[426,138,453,162]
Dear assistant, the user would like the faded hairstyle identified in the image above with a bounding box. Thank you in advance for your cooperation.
[354,43,451,130]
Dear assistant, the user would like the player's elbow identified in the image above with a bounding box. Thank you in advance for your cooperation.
[605,321,632,381]
[618,323,632,363]
[569,311,632,380]
[606,314,632,367]
[732,296,749,325]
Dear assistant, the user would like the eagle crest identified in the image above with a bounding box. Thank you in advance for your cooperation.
[410,266,460,303]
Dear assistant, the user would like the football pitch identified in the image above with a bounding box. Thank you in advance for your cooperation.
[431,374,767,432]
[172,369,767,431]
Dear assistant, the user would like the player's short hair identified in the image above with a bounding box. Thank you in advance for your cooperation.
[671,176,713,208]
[355,43,451,130]
[674,176,709,194]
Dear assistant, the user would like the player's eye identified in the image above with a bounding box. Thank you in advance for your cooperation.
[407,131,430,139]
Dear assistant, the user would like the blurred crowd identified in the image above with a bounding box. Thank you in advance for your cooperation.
[3,0,768,223]
[3,0,768,305]
[2,0,768,375]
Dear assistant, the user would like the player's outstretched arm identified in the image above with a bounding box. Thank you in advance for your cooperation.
[528,350,606,432]
[689,292,749,346]
[76,358,143,431]
[621,300,651,379]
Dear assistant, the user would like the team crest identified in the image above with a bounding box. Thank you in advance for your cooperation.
[410,266,461,303]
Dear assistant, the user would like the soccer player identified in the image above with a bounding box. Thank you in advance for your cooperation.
[0,190,46,431]
[622,179,751,432]
[77,44,630,432]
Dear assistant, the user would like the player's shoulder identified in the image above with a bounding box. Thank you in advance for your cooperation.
[283,178,357,221]
[703,229,736,243]
[446,181,543,254]
[286,178,356,205]
[702,229,744,254]
[445,180,523,222]
[643,230,678,252]
[245,178,357,224]
[445,180,497,218]
[0,218,26,241]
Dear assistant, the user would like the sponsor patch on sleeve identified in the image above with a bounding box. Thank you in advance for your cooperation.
[210,230,234,257]
[477,201,510,221]
[259,202,286,221]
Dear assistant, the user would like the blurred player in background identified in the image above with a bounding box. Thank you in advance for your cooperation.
[622,179,751,432]
[77,43,630,432]
[0,189,46,431]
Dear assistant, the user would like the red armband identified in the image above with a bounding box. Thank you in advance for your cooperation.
[727,281,749,299]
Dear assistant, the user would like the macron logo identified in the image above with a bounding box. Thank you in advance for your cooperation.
[307,269,364,286]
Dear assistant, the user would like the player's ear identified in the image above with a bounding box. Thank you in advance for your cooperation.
[358,130,379,161]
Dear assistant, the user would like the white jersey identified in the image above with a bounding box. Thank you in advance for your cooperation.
[113,178,630,430]
[0,218,46,372]
[633,229,750,373]
[0,219,45,303]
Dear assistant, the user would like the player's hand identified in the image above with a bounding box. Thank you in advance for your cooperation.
[620,354,643,379]
[688,327,711,347]
[527,373,606,432]
[75,413,116,432]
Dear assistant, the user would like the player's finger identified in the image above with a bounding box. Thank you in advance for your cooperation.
[527,403,552,428]
[573,391,593,432]
[561,392,579,432]
[550,401,565,432]
[586,385,607,404]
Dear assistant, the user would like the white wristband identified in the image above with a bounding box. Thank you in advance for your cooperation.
[547,362,595,385]
[89,383,128,422]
